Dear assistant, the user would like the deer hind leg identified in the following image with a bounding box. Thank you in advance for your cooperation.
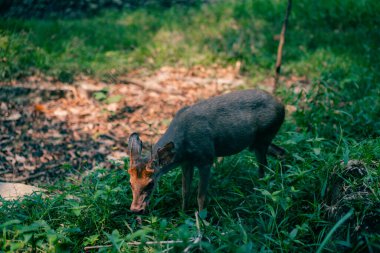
[182,163,194,210]
[254,145,269,178]
[197,165,211,211]
[250,139,272,178]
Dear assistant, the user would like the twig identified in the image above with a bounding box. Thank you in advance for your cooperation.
[184,211,203,252]
[117,77,147,89]
[274,0,292,93]
[84,245,112,252]
[84,211,203,253]
[84,217,206,252]
[195,211,202,239]
[85,213,204,252]
[0,171,47,183]
[129,240,183,246]
[84,240,184,252]
[118,77,183,96]
[0,82,79,99]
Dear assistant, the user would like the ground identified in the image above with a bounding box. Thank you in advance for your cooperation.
[0,65,251,185]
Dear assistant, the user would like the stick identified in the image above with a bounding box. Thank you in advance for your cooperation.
[0,171,47,183]
[118,77,183,96]
[274,0,292,93]
[84,214,203,252]
[84,240,184,252]
[184,211,203,252]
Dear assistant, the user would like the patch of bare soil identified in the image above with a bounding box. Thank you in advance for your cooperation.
[0,65,246,185]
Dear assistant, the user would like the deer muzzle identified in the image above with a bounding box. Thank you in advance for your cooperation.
[130,191,150,213]
[130,201,148,213]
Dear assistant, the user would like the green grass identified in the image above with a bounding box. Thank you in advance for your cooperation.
[1,0,378,82]
[1,0,380,252]
[0,137,379,252]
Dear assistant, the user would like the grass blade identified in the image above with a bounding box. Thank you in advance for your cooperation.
[316,209,354,253]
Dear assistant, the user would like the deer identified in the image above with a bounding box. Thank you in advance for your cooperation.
[127,89,285,213]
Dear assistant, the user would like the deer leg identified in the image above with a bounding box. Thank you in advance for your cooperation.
[254,144,270,178]
[197,165,211,211]
[182,163,194,210]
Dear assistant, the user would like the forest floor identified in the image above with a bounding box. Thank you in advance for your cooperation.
[1,64,270,185]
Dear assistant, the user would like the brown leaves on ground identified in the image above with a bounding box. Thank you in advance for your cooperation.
[0,65,246,185]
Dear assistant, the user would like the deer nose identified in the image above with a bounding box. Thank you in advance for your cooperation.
[130,202,147,214]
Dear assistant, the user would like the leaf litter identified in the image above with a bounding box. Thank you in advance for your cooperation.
[0,65,246,185]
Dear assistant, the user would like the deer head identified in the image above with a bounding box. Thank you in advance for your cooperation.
[127,133,175,213]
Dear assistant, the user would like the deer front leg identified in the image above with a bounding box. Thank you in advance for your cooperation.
[182,163,194,210]
[197,165,211,211]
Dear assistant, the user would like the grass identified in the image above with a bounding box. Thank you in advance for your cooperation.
[2,0,378,82]
[0,137,379,252]
[1,0,380,252]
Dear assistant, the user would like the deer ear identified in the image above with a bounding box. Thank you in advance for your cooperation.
[128,133,142,163]
[157,142,175,166]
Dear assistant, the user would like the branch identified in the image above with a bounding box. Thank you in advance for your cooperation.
[84,240,184,252]
[118,77,183,96]
[274,0,292,93]
[0,171,47,183]
[84,212,203,252]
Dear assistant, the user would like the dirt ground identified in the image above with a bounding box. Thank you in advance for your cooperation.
[1,65,255,185]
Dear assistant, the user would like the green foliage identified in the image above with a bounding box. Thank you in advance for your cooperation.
[1,0,379,84]
[0,137,379,252]
[288,73,380,140]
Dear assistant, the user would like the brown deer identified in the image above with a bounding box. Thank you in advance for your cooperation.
[127,89,285,213]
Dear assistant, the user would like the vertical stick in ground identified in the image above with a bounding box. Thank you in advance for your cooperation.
[274,0,292,93]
